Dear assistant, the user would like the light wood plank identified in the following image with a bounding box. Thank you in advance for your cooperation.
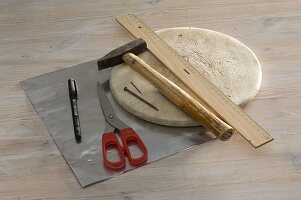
[0,0,300,199]
[116,14,274,148]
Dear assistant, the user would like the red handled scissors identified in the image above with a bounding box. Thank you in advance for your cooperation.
[97,82,148,169]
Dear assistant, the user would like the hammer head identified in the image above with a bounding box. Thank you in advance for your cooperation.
[98,38,147,70]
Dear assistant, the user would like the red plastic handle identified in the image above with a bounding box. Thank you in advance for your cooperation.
[120,128,148,166]
[102,132,126,169]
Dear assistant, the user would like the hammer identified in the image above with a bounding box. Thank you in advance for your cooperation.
[98,38,233,141]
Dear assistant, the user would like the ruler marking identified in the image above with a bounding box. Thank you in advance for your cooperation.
[116,14,273,147]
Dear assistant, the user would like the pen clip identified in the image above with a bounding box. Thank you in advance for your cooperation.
[68,79,78,99]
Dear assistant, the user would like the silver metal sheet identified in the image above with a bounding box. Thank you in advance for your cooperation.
[20,60,214,187]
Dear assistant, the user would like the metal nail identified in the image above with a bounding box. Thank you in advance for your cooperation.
[130,81,142,94]
[124,87,159,111]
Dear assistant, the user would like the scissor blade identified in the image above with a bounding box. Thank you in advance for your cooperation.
[97,82,128,129]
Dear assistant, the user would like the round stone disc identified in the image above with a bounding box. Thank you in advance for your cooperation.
[110,27,262,127]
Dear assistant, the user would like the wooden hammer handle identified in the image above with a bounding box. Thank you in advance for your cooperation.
[122,53,233,141]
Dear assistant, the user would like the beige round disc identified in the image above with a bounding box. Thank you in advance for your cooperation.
[110,27,262,127]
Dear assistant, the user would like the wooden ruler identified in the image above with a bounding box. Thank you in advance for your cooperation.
[115,14,274,148]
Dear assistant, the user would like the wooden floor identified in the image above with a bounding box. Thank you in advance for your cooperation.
[1,0,301,199]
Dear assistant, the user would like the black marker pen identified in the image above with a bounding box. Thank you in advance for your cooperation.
[68,79,81,143]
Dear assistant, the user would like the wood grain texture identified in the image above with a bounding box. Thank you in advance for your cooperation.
[110,27,262,127]
[116,13,274,148]
[0,0,300,199]
[122,53,233,140]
